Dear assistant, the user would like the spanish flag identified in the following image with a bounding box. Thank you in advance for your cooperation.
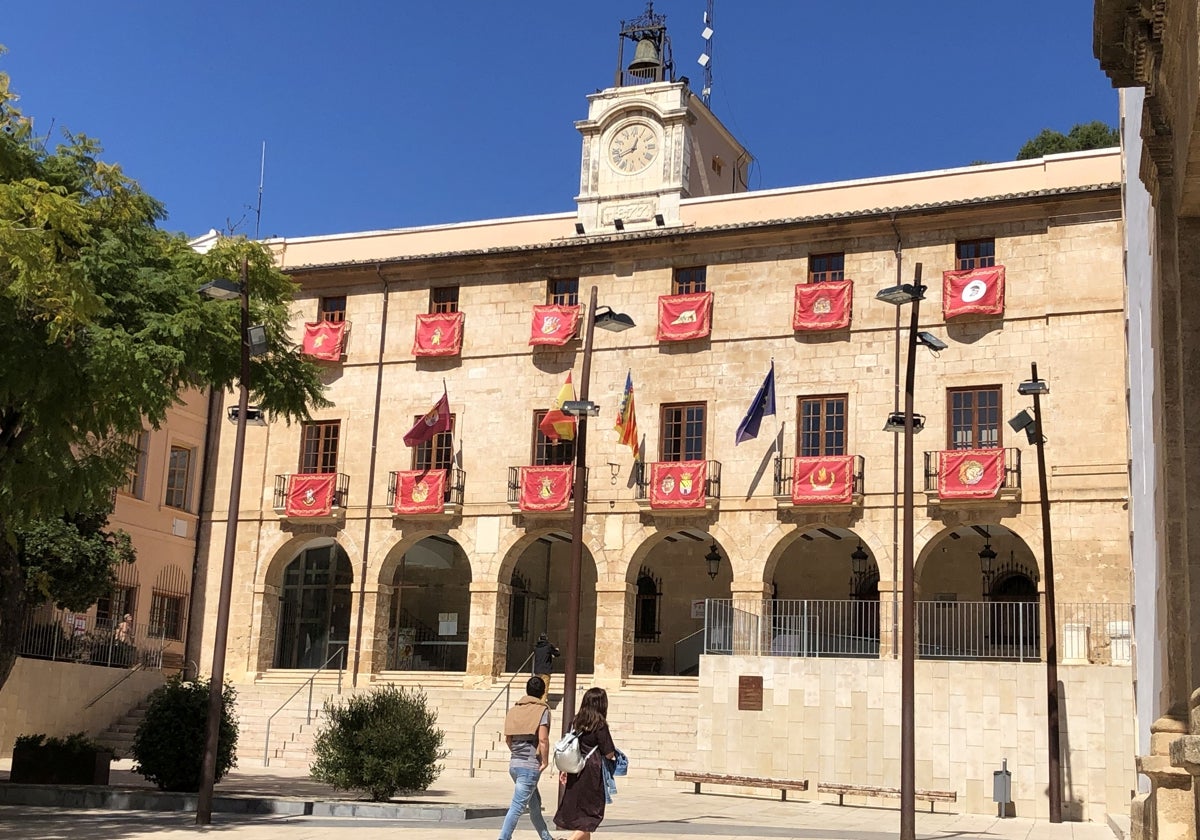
[538,373,576,442]
[614,371,640,462]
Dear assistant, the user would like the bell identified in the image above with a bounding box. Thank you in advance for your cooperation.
[627,38,660,79]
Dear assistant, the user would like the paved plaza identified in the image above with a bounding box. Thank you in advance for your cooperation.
[0,760,1121,840]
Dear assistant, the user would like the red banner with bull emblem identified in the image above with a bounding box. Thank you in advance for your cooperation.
[648,460,708,509]
[793,280,852,331]
[657,292,713,342]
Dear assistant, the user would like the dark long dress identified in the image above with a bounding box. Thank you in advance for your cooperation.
[554,722,615,832]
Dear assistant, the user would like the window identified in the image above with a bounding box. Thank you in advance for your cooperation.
[660,402,706,461]
[413,415,455,471]
[672,266,707,294]
[956,238,996,270]
[798,395,847,456]
[319,296,347,323]
[96,586,137,628]
[508,572,530,642]
[300,421,340,474]
[948,387,1001,449]
[164,445,194,511]
[149,592,185,640]
[635,569,661,642]
[430,286,459,313]
[548,278,579,306]
[123,430,150,498]
[532,411,575,466]
[808,252,845,284]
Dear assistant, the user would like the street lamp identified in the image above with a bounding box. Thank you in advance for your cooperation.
[1009,362,1061,821]
[561,287,634,749]
[195,256,262,825]
[874,261,929,840]
[704,544,722,581]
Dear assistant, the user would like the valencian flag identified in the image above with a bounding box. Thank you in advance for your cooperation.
[286,473,337,517]
[614,371,640,462]
[792,456,854,505]
[657,291,713,341]
[413,311,464,356]
[392,469,446,515]
[735,362,776,445]
[529,304,581,346]
[302,321,347,360]
[538,373,576,442]
[943,266,1005,319]
[403,388,451,447]
[649,460,707,509]
[519,465,573,512]
[793,280,852,331]
[938,448,1006,499]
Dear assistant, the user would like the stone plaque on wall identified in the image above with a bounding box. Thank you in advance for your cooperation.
[738,675,763,711]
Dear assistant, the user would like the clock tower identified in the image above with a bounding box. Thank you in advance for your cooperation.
[575,3,751,234]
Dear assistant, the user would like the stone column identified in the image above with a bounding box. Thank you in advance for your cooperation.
[1164,688,1200,840]
[877,580,898,659]
[464,580,505,688]
[1134,713,1194,840]
[594,581,632,685]
[355,583,389,677]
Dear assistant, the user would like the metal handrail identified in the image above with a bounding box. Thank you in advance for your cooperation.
[467,651,535,778]
[262,647,345,766]
[673,628,706,676]
[83,663,146,710]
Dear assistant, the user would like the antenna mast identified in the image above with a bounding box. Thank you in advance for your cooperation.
[699,0,714,104]
[254,141,265,240]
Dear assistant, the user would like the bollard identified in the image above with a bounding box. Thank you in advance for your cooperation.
[992,758,1012,818]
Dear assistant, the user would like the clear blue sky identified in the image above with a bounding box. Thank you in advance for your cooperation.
[4,2,1117,240]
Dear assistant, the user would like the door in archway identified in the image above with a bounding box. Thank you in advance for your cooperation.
[275,543,353,669]
[989,573,1040,660]
[387,536,471,671]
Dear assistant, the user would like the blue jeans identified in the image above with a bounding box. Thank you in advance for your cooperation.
[498,767,554,840]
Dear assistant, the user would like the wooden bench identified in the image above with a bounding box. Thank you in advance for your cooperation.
[817,782,957,812]
[674,771,809,801]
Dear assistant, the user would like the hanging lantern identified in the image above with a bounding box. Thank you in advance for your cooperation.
[705,543,721,580]
[849,543,869,598]
[979,533,998,599]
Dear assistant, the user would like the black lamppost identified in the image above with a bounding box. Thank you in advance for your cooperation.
[1009,362,1060,821]
[195,258,260,825]
[560,287,634,746]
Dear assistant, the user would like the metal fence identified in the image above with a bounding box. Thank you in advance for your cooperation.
[18,606,167,669]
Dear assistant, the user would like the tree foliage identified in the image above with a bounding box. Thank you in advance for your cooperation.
[131,676,238,790]
[0,55,330,691]
[1016,121,1119,160]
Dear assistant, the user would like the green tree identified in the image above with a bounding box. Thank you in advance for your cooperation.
[1016,121,1119,160]
[0,59,329,691]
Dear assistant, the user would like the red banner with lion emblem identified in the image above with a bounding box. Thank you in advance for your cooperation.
[657,292,713,342]
[937,449,1006,499]
[791,455,854,505]
[413,312,464,356]
[793,280,852,331]
[518,465,573,512]
[286,473,336,517]
[302,321,347,360]
[529,304,580,346]
[648,460,708,509]
[942,267,1005,319]
[392,470,446,515]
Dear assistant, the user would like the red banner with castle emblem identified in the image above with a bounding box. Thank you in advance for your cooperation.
[657,292,713,342]
[942,267,1005,319]
[286,473,336,517]
[518,465,573,512]
[937,449,1006,499]
[413,312,464,356]
[302,321,347,360]
[392,470,446,515]
[791,455,854,505]
[649,460,708,509]
[793,280,852,331]
[529,304,581,346]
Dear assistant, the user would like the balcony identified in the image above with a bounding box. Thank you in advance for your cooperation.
[923,447,1020,503]
[507,465,588,515]
[773,454,864,510]
[273,473,349,519]
[634,460,721,513]
[387,467,465,516]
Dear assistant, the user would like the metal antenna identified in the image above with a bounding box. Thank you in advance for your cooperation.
[254,141,266,240]
[700,0,715,104]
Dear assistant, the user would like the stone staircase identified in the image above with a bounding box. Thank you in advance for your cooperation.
[94,701,151,759]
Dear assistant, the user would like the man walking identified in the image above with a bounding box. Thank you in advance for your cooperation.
[498,676,556,840]
[532,633,559,701]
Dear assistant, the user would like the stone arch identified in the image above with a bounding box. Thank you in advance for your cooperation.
[264,537,355,671]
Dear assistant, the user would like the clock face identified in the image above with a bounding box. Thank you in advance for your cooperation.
[607,122,659,175]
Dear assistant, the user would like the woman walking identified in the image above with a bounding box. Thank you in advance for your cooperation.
[554,687,617,840]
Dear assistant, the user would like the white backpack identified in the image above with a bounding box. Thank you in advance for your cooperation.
[553,730,596,774]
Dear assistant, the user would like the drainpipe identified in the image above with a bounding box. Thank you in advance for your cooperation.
[183,387,224,678]
[350,266,390,687]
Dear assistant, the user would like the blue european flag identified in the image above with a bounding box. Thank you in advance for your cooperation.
[735,362,776,445]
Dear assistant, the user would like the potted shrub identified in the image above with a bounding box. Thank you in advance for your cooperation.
[10,733,114,785]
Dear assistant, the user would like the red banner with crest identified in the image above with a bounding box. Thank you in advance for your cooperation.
[793,280,852,331]
[529,304,581,346]
[937,449,1006,499]
[518,465,573,512]
[285,473,336,517]
[392,470,446,515]
[657,292,713,342]
[302,321,347,360]
[942,267,1005,319]
[648,460,708,509]
[413,312,464,356]
[791,455,854,505]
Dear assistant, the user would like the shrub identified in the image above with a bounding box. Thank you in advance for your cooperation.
[130,675,238,791]
[11,732,113,784]
[310,685,447,801]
